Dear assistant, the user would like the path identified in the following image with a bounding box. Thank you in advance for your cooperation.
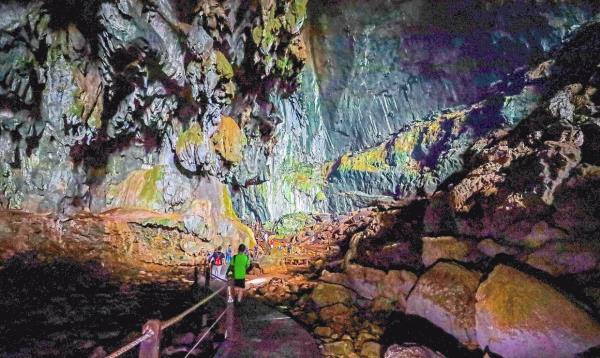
[214,291,321,358]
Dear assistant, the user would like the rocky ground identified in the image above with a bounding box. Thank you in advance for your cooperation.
[0,252,227,358]
[246,21,600,358]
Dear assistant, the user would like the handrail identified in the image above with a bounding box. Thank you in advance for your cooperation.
[162,285,226,330]
[106,273,228,358]
[106,331,155,358]
[184,306,229,358]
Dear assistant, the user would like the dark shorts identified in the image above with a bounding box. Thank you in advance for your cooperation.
[234,279,245,288]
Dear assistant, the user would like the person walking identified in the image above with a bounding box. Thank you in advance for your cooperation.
[226,244,251,305]
[209,246,225,278]
[225,244,233,265]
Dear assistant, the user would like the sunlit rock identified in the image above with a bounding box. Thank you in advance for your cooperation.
[421,236,481,267]
[384,344,445,358]
[475,265,600,357]
[406,262,481,348]
[310,282,355,308]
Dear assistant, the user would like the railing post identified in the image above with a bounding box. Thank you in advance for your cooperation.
[201,307,208,327]
[139,320,161,358]
[204,263,211,290]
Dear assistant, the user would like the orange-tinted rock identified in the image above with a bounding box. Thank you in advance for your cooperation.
[310,282,355,308]
[475,265,600,357]
[406,262,481,348]
[319,303,354,323]
[322,341,354,357]
[211,116,245,163]
[421,236,481,267]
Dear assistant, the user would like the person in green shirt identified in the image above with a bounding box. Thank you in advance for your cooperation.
[227,244,251,304]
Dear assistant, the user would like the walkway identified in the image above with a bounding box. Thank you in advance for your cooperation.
[215,296,321,358]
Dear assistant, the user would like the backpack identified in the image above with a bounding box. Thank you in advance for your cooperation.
[214,253,223,266]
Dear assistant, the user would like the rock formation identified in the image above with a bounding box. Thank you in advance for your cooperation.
[2,1,600,358]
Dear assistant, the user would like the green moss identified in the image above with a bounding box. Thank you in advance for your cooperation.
[315,191,327,202]
[215,51,234,79]
[69,97,85,118]
[273,212,315,236]
[285,0,308,32]
[252,26,263,45]
[139,166,164,205]
[281,158,326,195]
[256,182,269,200]
[338,145,390,173]
[176,122,204,154]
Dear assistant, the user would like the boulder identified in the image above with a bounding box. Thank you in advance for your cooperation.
[525,242,598,276]
[476,238,518,258]
[314,326,333,338]
[345,264,386,299]
[475,265,600,357]
[322,341,355,356]
[311,283,355,308]
[319,303,354,323]
[384,343,445,358]
[521,221,568,249]
[406,262,481,348]
[421,236,481,267]
[360,342,382,358]
[321,266,416,308]
[380,270,417,300]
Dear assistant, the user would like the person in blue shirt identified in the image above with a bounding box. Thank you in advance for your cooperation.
[225,245,232,265]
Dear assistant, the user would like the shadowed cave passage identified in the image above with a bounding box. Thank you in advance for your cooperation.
[0,253,224,358]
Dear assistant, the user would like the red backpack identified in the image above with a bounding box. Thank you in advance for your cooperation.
[214,253,223,266]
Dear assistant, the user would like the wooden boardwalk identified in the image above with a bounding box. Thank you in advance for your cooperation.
[215,299,321,358]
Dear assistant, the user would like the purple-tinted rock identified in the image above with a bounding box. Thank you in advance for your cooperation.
[384,343,445,358]
[525,242,598,276]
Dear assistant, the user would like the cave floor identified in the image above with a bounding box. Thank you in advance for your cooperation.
[215,298,322,358]
[0,253,227,358]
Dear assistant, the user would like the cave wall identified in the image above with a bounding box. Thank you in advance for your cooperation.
[0,0,309,245]
[1,0,600,227]
[232,0,600,221]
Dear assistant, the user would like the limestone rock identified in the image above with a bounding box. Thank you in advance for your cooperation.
[522,221,568,249]
[322,340,354,357]
[406,262,481,348]
[525,242,598,276]
[421,236,481,267]
[360,342,382,358]
[314,326,333,338]
[475,265,600,357]
[319,303,354,323]
[344,264,386,300]
[380,270,417,300]
[476,239,518,258]
[384,344,445,358]
[311,283,355,308]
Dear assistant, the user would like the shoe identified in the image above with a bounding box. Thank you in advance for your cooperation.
[227,295,234,303]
